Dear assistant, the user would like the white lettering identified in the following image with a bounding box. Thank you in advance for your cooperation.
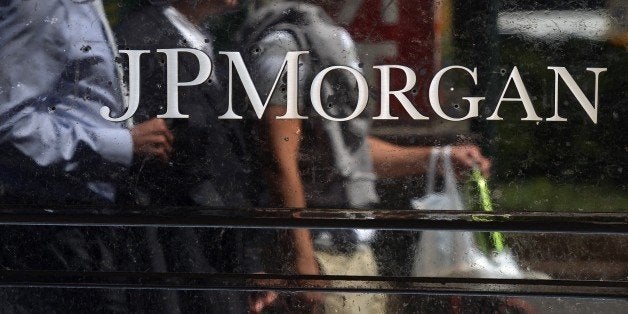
[429,66,485,121]
[100,50,149,122]
[488,66,542,121]
[546,67,606,124]
[373,65,428,120]
[157,48,212,119]
[310,66,369,122]
[218,51,309,120]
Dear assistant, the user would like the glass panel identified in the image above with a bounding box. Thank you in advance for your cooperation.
[0,0,623,210]
[1,288,625,313]
[2,224,625,280]
[0,0,625,312]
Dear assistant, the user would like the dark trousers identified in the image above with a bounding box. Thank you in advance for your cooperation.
[0,187,129,312]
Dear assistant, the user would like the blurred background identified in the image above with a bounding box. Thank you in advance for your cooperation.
[0,1,623,312]
[105,0,627,212]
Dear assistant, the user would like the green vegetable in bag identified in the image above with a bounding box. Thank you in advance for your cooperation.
[466,167,505,254]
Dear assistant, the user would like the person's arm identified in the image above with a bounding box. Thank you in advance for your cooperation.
[246,33,322,312]
[263,107,318,275]
[263,107,307,208]
[0,1,172,171]
[368,136,432,178]
[369,136,491,178]
[247,31,320,274]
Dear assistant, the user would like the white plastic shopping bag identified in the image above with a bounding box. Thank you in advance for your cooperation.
[411,146,549,279]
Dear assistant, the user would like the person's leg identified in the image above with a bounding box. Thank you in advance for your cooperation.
[315,244,387,313]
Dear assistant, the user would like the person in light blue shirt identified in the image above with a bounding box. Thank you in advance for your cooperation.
[0,0,173,204]
[0,0,173,311]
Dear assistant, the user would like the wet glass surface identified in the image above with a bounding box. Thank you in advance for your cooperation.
[0,0,625,312]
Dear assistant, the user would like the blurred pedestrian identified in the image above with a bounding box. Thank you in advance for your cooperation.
[115,0,273,312]
[0,0,173,311]
[238,1,490,312]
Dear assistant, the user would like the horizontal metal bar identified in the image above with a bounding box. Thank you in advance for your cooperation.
[0,271,625,299]
[0,207,625,233]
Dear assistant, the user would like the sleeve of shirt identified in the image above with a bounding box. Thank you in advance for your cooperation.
[0,0,133,171]
[246,31,309,107]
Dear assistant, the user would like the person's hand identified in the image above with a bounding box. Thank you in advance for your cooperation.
[249,290,279,314]
[248,272,281,314]
[450,145,491,178]
[131,118,174,162]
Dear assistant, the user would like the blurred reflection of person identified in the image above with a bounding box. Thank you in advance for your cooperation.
[239,2,490,313]
[115,0,274,312]
[0,1,173,204]
[0,0,173,311]
[116,1,252,207]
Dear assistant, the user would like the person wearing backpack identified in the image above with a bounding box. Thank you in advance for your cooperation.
[238,2,490,312]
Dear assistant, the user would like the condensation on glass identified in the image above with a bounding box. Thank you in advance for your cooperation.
[0,0,625,312]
